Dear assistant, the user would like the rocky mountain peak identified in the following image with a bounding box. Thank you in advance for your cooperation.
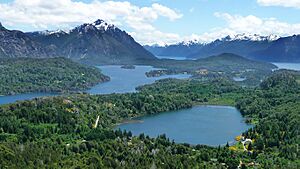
[0,22,6,31]
[70,19,116,34]
[93,19,105,25]
[92,19,115,31]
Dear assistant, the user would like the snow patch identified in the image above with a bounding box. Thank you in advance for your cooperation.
[220,33,280,42]
[92,19,115,31]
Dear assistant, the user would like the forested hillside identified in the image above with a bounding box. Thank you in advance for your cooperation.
[147,53,277,86]
[0,57,109,95]
[0,70,299,168]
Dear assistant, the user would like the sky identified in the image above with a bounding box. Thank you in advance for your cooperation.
[1,0,300,45]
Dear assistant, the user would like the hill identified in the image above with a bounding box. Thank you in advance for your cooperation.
[146,53,277,86]
[149,53,276,71]
[0,57,109,95]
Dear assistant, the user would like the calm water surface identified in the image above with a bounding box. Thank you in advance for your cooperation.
[1,66,251,146]
[0,66,190,105]
[273,63,300,71]
[116,106,252,146]
[233,77,246,82]
[87,65,190,94]
[0,93,57,105]
[156,55,188,60]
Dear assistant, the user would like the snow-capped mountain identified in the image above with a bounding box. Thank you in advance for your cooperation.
[150,33,280,49]
[220,33,280,42]
[37,29,69,35]
[26,19,156,64]
[92,19,116,31]
[1,20,156,64]
[33,19,116,36]
[144,34,300,62]
[71,19,117,34]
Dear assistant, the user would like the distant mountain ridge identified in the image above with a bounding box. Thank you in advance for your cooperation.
[0,20,156,64]
[0,22,58,58]
[252,35,300,62]
[145,34,300,62]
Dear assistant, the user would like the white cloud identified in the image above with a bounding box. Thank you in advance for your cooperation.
[1,0,300,45]
[177,13,300,44]
[0,0,182,44]
[213,12,300,36]
[151,3,183,21]
[130,31,180,46]
[257,0,300,9]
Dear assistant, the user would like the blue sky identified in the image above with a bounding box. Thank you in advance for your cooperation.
[1,0,300,44]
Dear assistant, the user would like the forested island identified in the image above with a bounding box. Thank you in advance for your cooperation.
[121,65,136,69]
[146,53,277,86]
[0,57,109,96]
[0,70,299,168]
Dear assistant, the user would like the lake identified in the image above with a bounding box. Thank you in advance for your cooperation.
[116,105,252,146]
[156,55,188,60]
[87,65,190,94]
[273,63,300,71]
[0,65,190,105]
[233,77,246,82]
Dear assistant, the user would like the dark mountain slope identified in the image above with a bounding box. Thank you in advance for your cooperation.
[0,22,57,58]
[188,39,272,59]
[252,35,300,62]
[27,20,156,65]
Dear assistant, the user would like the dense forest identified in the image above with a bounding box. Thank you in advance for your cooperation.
[0,70,299,168]
[0,58,109,95]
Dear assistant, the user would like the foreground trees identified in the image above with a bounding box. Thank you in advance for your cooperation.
[0,70,299,168]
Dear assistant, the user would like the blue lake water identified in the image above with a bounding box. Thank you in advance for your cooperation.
[0,93,57,105]
[87,65,190,94]
[0,65,251,146]
[233,77,246,82]
[156,55,188,60]
[0,65,190,105]
[273,63,300,71]
[116,105,252,146]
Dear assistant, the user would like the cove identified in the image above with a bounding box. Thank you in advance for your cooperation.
[116,105,252,146]
[0,65,190,105]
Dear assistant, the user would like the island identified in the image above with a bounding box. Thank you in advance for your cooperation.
[145,53,277,86]
[121,65,136,69]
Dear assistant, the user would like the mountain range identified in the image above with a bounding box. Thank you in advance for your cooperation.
[145,33,300,62]
[1,20,299,63]
[0,20,156,65]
